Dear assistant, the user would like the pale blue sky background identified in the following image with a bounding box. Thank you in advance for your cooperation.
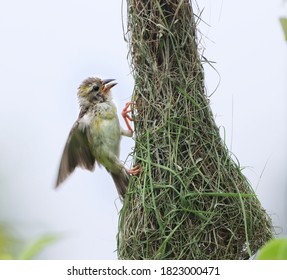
[0,0,286,259]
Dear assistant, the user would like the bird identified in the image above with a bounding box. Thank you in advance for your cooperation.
[55,77,139,201]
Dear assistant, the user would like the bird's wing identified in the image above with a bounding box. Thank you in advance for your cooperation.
[55,110,95,187]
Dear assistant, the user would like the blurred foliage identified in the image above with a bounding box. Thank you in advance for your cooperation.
[257,238,287,260]
[280,0,287,41]
[280,18,287,41]
[19,235,59,260]
[0,224,59,260]
[0,225,18,259]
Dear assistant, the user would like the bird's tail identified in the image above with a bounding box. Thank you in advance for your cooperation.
[110,168,130,201]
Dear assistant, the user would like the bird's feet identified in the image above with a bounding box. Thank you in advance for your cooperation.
[121,101,135,133]
[127,165,141,176]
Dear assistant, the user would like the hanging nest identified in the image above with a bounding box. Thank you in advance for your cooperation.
[117,0,273,259]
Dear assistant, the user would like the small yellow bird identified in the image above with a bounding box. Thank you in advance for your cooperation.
[55,77,139,200]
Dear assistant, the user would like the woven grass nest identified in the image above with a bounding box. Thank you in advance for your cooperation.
[117,0,273,259]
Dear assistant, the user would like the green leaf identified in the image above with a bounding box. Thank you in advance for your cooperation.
[19,235,60,260]
[257,238,287,260]
[279,18,287,41]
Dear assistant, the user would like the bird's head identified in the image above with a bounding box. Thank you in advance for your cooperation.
[77,77,117,106]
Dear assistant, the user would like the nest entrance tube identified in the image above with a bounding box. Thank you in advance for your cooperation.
[117,0,272,259]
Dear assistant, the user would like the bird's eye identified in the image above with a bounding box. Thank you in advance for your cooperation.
[92,85,100,91]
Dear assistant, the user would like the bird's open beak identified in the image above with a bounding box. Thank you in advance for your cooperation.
[102,79,117,94]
